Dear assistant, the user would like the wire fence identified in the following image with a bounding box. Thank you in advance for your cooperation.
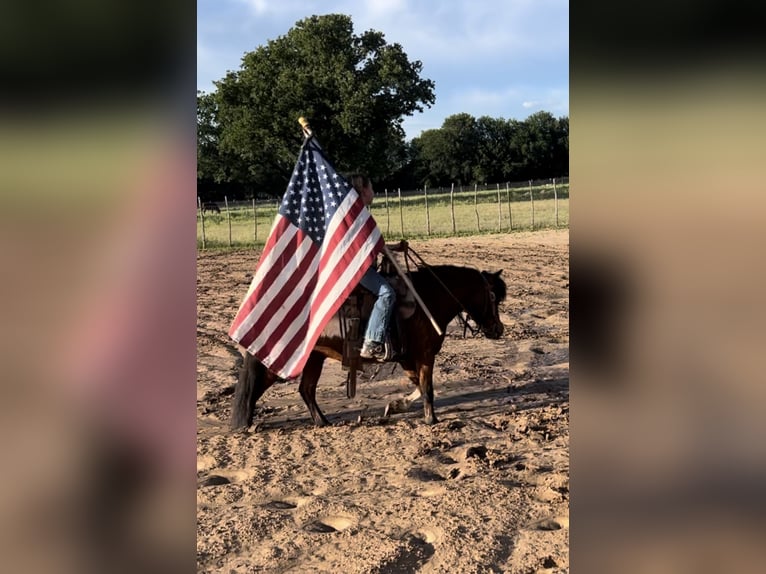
[197,177,569,249]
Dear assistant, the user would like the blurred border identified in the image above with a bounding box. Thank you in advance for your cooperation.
[0,2,196,573]
[572,1,766,572]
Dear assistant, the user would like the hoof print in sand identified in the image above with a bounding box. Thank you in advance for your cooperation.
[376,531,436,573]
[529,515,569,531]
[200,475,231,487]
[464,445,488,460]
[304,515,354,534]
[406,467,445,482]
[304,521,337,534]
[264,500,297,510]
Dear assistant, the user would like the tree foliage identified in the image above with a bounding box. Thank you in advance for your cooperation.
[410,111,569,188]
[197,91,220,183]
[196,14,568,199]
[205,14,435,197]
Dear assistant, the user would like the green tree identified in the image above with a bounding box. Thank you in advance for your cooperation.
[408,112,568,189]
[413,113,480,187]
[553,115,569,177]
[474,116,519,183]
[514,111,567,180]
[197,90,254,199]
[197,91,216,178]
[412,128,450,187]
[197,90,227,184]
[440,113,480,185]
[504,118,528,181]
[381,139,419,191]
[213,14,435,196]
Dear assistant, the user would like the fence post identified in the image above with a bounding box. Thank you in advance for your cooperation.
[474,183,480,232]
[496,183,502,230]
[253,197,258,243]
[506,182,512,231]
[528,181,535,230]
[553,178,558,227]
[398,188,405,237]
[224,196,232,247]
[384,188,390,236]
[450,183,456,234]
[424,185,430,236]
[198,196,206,249]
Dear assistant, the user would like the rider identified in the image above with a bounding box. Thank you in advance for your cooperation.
[348,174,407,361]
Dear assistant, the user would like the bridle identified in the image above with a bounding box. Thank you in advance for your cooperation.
[460,274,499,338]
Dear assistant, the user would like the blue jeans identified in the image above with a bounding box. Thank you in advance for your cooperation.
[358,266,396,344]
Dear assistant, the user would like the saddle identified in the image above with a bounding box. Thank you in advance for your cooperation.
[339,265,416,398]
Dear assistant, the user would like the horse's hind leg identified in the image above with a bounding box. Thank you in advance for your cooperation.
[298,352,330,427]
[230,353,277,430]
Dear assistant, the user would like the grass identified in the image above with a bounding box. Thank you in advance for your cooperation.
[198,187,569,249]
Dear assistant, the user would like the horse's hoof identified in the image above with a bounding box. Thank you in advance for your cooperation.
[424,415,438,425]
[385,399,409,417]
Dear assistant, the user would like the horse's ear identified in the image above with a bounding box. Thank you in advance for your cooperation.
[494,269,503,278]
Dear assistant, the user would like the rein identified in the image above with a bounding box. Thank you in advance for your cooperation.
[399,246,489,338]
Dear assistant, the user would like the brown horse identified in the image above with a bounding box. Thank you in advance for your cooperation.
[230,264,507,429]
[202,201,221,214]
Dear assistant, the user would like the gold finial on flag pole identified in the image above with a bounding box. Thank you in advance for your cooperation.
[298,116,313,138]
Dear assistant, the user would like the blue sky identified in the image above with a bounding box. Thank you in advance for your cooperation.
[198,0,569,140]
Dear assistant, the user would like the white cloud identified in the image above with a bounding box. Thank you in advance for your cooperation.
[412,85,568,131]
[240,0,270,13]
[196,40,218,92]
[237,0,318,16]
[211,0,567,70]
[362,0,407,17]
[454,87,523,108]
[198,0,569,136]
[349,0,567,64]
[519,89,569,115]
[197,40,209,64]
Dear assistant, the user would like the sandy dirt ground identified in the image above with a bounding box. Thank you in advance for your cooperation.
[197,229,569,573]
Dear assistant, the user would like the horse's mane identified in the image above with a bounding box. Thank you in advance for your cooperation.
[409,264,477,277]
[409,264,507,302]
[409,264,477,284]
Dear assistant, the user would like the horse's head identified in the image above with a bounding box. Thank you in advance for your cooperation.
[466,269,506,339]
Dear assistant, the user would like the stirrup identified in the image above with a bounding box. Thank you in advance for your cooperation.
[360,340,385,361]
[382,337,396,361]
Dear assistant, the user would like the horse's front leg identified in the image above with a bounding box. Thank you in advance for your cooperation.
[298,352,330,427]
[418,363,437,425]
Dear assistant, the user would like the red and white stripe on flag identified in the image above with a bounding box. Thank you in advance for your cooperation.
[228,187,383,380]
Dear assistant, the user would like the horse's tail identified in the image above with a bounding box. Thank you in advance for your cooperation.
[230,353,270,430]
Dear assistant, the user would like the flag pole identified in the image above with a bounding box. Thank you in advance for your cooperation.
[296,117,443,337]
[381,245,443,336]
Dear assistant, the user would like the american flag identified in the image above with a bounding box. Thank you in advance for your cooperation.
[228,137,383,379]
